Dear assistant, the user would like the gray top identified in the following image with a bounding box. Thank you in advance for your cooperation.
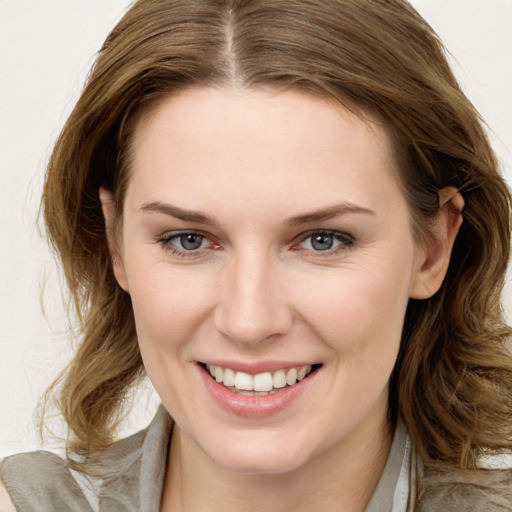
[1,407,416,511]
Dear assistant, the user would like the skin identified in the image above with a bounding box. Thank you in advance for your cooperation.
[0,483,15,512]
[100,87,463,512]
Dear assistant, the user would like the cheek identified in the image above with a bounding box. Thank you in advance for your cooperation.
[296,263,412,427]
[126,261,216,350]
[294,253,414,365]
[125,265,218,414]
[304,268,410,332]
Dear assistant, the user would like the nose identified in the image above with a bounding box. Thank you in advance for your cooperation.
[214,250,292,346]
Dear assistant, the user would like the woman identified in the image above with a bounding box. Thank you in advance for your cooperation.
[1,0,511,510]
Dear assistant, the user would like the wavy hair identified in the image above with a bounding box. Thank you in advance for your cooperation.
[42,0,511,478]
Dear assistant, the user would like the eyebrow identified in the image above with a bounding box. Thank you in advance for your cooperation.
[139,201,375,226]
[285,203,375,226]
[140,202,220,226]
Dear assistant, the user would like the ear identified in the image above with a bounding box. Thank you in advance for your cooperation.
[99,187,129,292]
[410,187,464,299]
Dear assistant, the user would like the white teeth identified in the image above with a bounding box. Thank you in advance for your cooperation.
[286,367,297,386]
[234,371,253,391]
[297,365,311,381]
[206,364,316,393]
[273,369,287,389]
[253,372,273,392]
[223,368,235,387]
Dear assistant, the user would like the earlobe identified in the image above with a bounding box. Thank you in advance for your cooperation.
[410,187,464,299]
[99,187,129,292]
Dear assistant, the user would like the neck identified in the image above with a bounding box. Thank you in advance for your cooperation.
[161,417,393,512]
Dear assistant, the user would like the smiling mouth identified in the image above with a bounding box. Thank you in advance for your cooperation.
[202,363,322,396]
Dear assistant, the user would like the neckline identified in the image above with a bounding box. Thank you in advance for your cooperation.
[102,407,413,511]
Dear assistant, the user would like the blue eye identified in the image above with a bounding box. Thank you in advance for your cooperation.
[311,233,335,251]
[157,231,211,254]
[178,233,204,250]
[301,231,353,252]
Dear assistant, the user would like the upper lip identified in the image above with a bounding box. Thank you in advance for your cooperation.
[199,360,320,374]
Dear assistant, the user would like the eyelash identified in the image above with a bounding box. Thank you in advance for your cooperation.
[156,231,218,258]
[294,230,355,255]
[155,229,355,258]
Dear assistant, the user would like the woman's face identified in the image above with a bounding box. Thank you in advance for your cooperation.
[108,87,430,474]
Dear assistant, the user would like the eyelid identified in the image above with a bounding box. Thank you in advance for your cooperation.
[155,229,220,256]
[292,229,355,253]
[157,229,206,242]
[154,228,355,259]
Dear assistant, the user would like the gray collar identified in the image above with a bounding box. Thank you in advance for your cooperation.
[364,420,416,512]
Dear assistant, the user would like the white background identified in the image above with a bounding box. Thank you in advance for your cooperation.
[1,0,511,457]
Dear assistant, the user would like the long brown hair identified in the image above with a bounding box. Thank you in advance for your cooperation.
[42,0,511,476]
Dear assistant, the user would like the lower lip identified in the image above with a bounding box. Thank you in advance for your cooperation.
[199,365,316,418]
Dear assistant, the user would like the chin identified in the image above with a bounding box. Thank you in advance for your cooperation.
[217,452,309,475]
[202,433,315,475]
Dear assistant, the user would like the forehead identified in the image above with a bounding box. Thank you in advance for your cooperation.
[125,86,405,220]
